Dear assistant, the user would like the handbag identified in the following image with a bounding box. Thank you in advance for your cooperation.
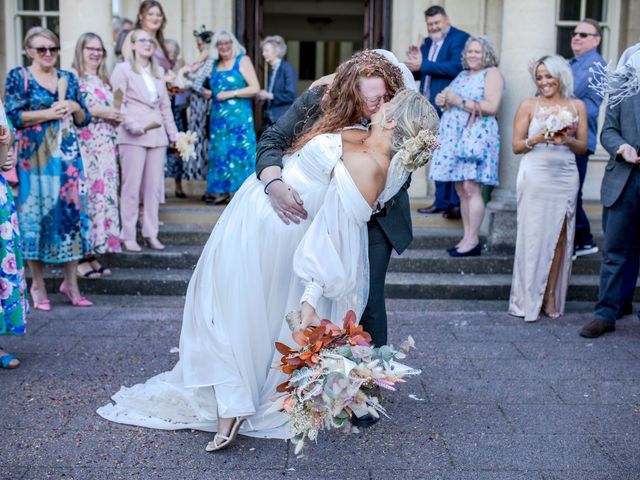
[453,101,485,164]
[1,67,30,186]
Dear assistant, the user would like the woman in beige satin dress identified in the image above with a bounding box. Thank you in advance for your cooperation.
[509,55,588,322]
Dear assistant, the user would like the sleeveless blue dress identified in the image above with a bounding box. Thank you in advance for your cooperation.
[207,54,256,194]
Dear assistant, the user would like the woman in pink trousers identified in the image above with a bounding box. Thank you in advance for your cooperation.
[111,29,178,252]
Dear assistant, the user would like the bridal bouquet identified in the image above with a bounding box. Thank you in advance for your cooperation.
[537,105,577,139]
[271,310,421,456]
[174,131,198,162]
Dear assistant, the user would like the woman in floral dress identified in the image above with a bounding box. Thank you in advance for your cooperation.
[430,36,505,257]
[4,27,92,309]
[0,102,28,369]
[206,30,259,205]
[72,32,122,278]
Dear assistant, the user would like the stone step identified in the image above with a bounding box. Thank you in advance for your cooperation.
[107,244,605,276]
[38,268,636,301]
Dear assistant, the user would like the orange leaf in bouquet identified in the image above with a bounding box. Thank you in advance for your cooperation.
[275,341,293,355]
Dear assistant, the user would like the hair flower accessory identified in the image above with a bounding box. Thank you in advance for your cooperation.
[588,43,640,108]
[399,128,439,172]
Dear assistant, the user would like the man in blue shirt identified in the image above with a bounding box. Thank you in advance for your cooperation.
[406,5,469,219]
[569,19,605,258]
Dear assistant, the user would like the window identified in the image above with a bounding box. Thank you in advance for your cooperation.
[556,0,608,59]
[15,0,60,65]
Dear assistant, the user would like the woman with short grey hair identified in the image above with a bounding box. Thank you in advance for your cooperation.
[430,35,505,258]
[257,35,297,127]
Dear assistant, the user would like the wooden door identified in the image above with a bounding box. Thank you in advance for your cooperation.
[364,0,391,49]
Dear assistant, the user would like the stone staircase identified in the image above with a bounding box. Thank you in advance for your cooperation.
[36,197,629,301]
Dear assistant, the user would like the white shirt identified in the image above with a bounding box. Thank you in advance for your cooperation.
[141,66,158,102]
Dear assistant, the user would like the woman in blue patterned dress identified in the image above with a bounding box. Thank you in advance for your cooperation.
[430,36,505,257]
[0,101,28,369]
[205,30,259,205]
[4,27,93,310]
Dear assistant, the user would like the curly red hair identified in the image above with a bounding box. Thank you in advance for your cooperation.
[290,50,404,152]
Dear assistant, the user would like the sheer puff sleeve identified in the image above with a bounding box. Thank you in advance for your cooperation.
[293,162,373,317]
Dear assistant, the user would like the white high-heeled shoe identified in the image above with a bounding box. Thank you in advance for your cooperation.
[205,417,247,452]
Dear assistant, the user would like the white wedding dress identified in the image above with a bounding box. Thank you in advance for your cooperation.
[97,132,408,439]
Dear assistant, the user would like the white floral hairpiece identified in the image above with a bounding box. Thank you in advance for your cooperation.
[588,43,640,108]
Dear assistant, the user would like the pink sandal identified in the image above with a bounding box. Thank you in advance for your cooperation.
[59,281,93,307]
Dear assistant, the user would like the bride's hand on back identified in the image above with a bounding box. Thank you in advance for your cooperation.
[267,181,308,225]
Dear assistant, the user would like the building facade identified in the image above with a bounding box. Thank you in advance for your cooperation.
[1,0,639,248]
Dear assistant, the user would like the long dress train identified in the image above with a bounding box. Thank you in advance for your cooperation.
[98,133,374,438]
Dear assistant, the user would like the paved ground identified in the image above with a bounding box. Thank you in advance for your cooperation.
[1,296,638,480]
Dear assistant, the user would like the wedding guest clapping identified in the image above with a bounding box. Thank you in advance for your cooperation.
[204,30,259,205]
[71,32,122,278]
[431,36,504,257]
[257,35,297,127]
[111,29,178,252]
[0,101,28,369]
[509,55,587,321]
[4,27,93,309]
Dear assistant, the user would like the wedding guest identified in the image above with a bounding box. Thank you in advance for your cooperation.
[121,1,173,73]
[71,32,122,279]
[431,36,504,257]
[509,55,587,321]
[185,27,214,184]
[204,30,259,205]
[0,101,28,369]
[580,43,640,338]
[113,16,134,60]
[164,38,189,198]
[406,5,469,219]
[5,27,93,309]
[569,18,605,259]
[257,35,297,127]
[111,29,178,252]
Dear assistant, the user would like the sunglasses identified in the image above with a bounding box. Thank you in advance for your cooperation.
[30,46,60,56]
[572,31,599,38]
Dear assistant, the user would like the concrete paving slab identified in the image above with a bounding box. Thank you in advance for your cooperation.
[549,379,640,405]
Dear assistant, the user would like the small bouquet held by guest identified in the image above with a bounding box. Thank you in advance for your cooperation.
[536,105,578,140]
[271,310,421,456]
[174,131,198,162]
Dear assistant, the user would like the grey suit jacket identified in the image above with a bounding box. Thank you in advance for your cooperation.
[599,92,640,208]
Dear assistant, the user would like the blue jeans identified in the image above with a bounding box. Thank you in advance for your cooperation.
[574,154,593,247]
[433,181,460,210]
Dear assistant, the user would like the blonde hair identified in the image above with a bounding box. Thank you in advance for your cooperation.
[383,89,440,168]
[128,29,161,78]
[23,26,59,51]
[72,32,110,86]
[531,55,574,98]
[210,30,246,60]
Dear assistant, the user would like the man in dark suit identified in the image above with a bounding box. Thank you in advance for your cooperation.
[406,5,469,218]
[580,55,640,337]
[255,51,410,352]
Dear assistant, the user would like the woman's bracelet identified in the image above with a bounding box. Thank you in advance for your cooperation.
[264,177,284,195]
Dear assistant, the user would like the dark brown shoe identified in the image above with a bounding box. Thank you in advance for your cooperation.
[417,205,444,214]
[442,206,461,219]
[580,319,615,338]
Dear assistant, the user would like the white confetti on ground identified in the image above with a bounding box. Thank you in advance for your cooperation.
[169,347,179,354]
[409,394,425,401]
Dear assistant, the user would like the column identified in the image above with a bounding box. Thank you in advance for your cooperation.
[59,0,113,70]
[483,0,556,252]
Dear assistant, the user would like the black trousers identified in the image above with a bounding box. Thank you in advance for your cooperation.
[594,168,640,323]
[360,221,393,346]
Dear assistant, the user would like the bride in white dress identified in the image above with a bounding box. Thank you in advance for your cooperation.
[98,89,439,450]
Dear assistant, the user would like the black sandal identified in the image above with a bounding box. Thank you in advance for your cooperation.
[77,258,101,279]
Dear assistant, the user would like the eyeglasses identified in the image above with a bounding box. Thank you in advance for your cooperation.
[361,93,391,106]
[572,31,599,38]
[216,40,233,47]
[30,46,60,56]
[83,46,105,55]
[135,38,156,45]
